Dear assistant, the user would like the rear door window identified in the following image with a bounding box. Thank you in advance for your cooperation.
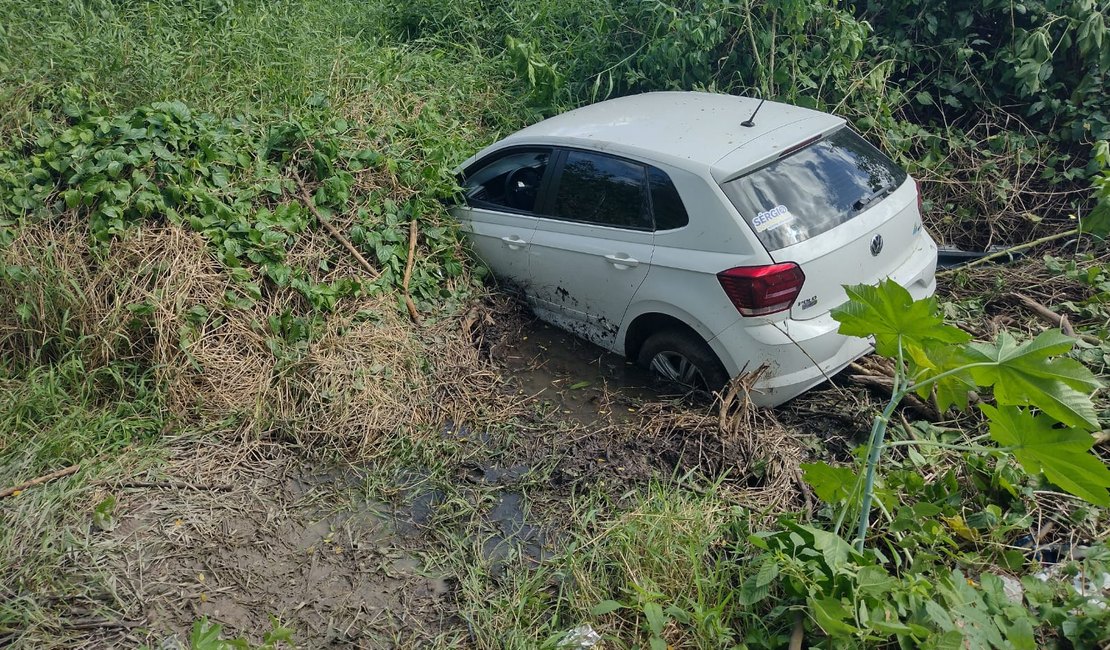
[551,150,652,230]
[721,128,908,250]
[462,149,552,214]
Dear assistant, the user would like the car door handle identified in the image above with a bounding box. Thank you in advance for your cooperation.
[603,253,639,269]
[500,235,528,250]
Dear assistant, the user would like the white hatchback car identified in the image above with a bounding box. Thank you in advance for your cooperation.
[452,92,938,406]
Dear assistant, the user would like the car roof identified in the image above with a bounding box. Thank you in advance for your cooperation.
[471,91,845,179]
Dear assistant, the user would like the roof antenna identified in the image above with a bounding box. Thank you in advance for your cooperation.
[741,96,766,128]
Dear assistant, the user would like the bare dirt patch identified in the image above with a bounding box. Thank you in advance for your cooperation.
[93,437,453,648]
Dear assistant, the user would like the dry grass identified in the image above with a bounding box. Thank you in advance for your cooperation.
[0,220,512,456]
[900,108,1091,249]
[625,368,815,521]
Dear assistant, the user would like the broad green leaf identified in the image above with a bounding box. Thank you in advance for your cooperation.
[801,461,857,504]
[939,570,1007,648]
[923,599,955,632]
[93,495,117,532]
[809,596,859,636]
[869,617,915,635]
[190,618,223,650]
[1004,617,1037,650]
[590,599,623,616]
[737,571,771,606]
[803,524,856,573]
[964,331,1101,429]
[909,343,975,411]
[755,557,779,588]
[855,566,897,596]
[1079,198,1110,237]
[981,404,1110,507]
[664,605,691,624]
[832,280,970,357]
[642,602,665,637]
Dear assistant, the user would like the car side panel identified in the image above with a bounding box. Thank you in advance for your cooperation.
[528,219,655,348]
[451,206,539,286]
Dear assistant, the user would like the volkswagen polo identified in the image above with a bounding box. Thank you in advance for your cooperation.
[451,91,938,406]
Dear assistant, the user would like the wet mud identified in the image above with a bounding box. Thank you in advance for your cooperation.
[101,444,452,647]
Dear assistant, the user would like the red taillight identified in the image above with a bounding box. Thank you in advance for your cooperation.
[717,263,805,316]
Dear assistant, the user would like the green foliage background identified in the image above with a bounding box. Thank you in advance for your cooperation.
[1,0,1109,648]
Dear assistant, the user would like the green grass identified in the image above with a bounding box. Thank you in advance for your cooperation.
[0,353,167,643]
[0,355,164,475]
[2,0,1107,648]
[0,0,521,141]
[448,482,772,648]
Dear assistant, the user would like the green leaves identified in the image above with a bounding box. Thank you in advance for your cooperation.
[0,96,471,321]
[832,280,970,357]
[834,278,1107,515]
[1081,139,1110,237]
[981,405,1110,507]
[835,281,1102,429]
[963,331,1101,429]
[589,599,623,616]
[92,495,117,532]
[801,461,857,504]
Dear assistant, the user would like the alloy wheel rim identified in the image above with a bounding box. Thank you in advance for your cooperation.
[649,351,705,389]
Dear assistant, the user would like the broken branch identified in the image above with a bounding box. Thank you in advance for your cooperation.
[1,464,80,498]
[846,370,941,422]
[402,218,422,324]
[296,178,380,282]
[1010,292,1099,344]
[1010,292,1075,335]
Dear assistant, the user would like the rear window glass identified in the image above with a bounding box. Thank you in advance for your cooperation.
[648,167,689,230]
[721,128,907,251]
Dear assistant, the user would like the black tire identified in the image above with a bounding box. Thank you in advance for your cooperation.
[637,329,729,394]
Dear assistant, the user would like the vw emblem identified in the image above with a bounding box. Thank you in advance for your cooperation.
[869,234,884,257]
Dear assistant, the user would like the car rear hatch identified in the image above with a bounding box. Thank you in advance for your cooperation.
[720,127,930,320]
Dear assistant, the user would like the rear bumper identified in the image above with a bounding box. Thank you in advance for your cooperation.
[707,310,874,407]
[707,238,938,407]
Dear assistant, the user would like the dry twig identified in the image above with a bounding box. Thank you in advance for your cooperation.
[1,464,80,498]
[403,218,422,324]
[94,480,233,491]
[1011,292,1075,335]
[1010,292,1100,344]
[846,364,941,422]
[296,177,380,282]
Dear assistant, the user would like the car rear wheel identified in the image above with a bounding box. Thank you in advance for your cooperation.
[637,330,729,395]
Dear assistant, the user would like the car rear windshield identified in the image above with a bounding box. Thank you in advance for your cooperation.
[721,128,908,251]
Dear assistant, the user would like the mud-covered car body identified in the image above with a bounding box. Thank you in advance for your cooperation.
[451,91,938,405]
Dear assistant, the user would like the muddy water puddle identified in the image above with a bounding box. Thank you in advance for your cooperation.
[383,319,686,574]
[492,318,662,425]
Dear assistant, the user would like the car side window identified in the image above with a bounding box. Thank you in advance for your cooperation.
[552,150,651,230]
[647,166,689,230]
[462,149,551,213]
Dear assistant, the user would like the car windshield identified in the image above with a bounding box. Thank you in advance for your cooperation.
[720,128,907,251]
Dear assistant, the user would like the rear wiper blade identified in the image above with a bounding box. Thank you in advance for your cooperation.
[853,185,893,211]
